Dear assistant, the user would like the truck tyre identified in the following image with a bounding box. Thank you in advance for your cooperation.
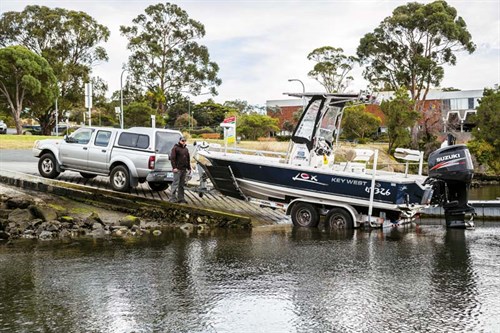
[110,165,130,192]
[148,181,169,191]
[326,208,354,229]
[38,153,60,179]
[291,202,319,228]
[80,172,97,179]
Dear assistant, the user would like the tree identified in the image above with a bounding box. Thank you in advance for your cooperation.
[124,101,165,128]
[357,0,475,146]
[380,88,420,153]
[0,5,110,132]
[238,114,279,140]
[120,3,221,115]
[342,105,381,140]
[223,99,253,113]
[307,46,357,93]
[468,88,500,173]
[174,113,196,129]
[357,0,475,103]
[0,46,58,134]
[192,99,234,127]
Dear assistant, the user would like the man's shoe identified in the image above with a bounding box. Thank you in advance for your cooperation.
[169,198,178,203]
[178,199,188,204]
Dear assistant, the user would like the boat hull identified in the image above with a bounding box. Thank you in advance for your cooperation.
[202,152,429,213]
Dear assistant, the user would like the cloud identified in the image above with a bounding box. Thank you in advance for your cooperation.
[1,0,499,105]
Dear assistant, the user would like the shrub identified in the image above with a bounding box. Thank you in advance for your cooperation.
[201,133,220,139]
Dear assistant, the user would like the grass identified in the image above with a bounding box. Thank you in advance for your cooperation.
[0,134,58,149]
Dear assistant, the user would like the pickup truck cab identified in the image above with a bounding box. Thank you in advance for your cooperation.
[33,126,183,192]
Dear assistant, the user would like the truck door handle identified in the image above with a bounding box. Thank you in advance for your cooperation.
[101,150,106,153]
[83,147,88,150]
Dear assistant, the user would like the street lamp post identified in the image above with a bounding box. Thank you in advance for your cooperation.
[288,78,306,111]
[120,68,127,129]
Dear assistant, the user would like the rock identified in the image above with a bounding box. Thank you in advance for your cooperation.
[83,212,103,227]
[59,229,71,238]
[91,228,106,238]
[0,230,10,240]
[6,197,32,209]
[8,208,35,224]
[59,216,74,223]
[29,205,58,222]
[180,223,194,232]
[152,229,162,236]
[46,222,61,232]
[119,215,140,228]
[39,231,53,240]
[0,209,11,220]
[92,222,103,230]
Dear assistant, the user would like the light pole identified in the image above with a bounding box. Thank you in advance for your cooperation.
[120,68,127,129]
[288,78,306,111]
[184,91,211,133]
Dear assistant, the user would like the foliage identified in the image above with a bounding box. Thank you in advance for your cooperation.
[468,88,500,174]
[380,88,420,153]
[174,113,197,129]
[0,46,58,134]
[357,0,474,110]
[192,99,235,127]
[307,46,357,93]
[238,114,279,140]
[120,2,221,114]
[0,5,110,131]
[123,101,165,128]
[342,104,381,140]
[223,99,253,113]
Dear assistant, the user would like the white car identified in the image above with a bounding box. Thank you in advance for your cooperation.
[0,120,7,134]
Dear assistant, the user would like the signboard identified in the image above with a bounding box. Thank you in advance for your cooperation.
[220,116,236,151]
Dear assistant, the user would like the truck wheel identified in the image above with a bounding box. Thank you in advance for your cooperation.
[110,165,130,192]
[38,153,60,179]
[80,172,97,179]
[326,208,354,229]
[291,202,319,228]
[148,181,169,191]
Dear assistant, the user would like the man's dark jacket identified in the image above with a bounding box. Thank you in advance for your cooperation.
[170,143,190,170]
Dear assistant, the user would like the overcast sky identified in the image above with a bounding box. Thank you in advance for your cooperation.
[1,0,499,105]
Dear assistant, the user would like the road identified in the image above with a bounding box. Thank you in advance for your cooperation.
[0,149,288,224]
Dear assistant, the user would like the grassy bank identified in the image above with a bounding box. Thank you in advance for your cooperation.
[0,134,55,149]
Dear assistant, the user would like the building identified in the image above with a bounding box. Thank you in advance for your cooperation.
[266,89,484,135]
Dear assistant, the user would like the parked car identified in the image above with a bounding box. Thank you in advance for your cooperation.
[22,124,42,135]
[33,126,185,192]
[0,120,7,134]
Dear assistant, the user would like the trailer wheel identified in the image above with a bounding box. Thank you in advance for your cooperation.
[291,202,319,228]
[326,208,353,229]
[110,165,130,192]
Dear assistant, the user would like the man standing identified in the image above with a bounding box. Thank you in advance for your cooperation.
[169,136,190,203]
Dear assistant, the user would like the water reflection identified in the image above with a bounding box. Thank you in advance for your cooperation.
[0,224,499,332]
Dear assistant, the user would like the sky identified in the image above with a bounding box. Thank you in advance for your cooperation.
[1,0,499,106]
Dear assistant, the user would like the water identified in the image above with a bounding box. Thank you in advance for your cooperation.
[469,185,500,200]
[1,223,500,333]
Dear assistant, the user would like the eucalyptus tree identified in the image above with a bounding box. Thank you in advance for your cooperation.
[0,46,58,134]
[0,5,110,131]
[357,0,475,146]
[357,0,475,103]
[307,46,357,93]
[120,2,221,115]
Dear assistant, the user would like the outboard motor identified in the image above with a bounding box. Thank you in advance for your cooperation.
[427,144,475,228]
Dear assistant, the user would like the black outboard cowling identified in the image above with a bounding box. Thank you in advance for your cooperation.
[427,144,475,228]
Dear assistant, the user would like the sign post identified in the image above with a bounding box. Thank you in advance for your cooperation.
[84,83,92,126]
[220,116,236,154]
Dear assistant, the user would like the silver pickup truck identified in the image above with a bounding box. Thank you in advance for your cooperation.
[33,126,183,192]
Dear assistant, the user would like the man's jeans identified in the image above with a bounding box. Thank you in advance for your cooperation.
[170,169,187,202]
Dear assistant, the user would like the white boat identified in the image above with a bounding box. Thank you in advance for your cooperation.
[196,93,475,229]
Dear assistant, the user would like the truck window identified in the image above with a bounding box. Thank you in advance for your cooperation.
[71,128,94,144]
[118,132,150,149]
[95,130,111,147]
[156,132,179,154]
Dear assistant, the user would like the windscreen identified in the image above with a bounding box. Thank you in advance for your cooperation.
[292,98,322,145]
[317,106,341,146]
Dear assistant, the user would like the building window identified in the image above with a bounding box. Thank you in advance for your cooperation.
[468,98,475,109]
[442,99,450,110]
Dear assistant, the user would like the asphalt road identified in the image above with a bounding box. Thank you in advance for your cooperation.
[0,149,39,174]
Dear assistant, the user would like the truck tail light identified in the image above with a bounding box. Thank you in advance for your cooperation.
[148,156,156,169]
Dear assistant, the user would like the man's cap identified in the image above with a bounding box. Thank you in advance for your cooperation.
[179,136,186,141]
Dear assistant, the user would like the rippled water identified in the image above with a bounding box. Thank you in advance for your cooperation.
[1,223,500,332]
